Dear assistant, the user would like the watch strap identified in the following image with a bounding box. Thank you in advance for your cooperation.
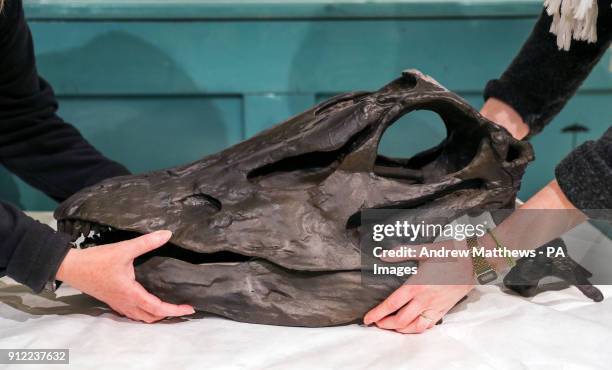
[487,228,516,268]
[467,236,498,284]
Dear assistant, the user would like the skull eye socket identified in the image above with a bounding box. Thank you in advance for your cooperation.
[375,110,447,183]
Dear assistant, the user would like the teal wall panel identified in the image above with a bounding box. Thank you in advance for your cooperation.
[2,96,243,210]
[24,0,545,20]
[28,20,610,96]
[244,94,316,137]
[0,1,609,210]
[520,94,612,199]
[57,96,243,173]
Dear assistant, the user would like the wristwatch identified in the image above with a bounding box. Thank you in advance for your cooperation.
[466,236,498,284]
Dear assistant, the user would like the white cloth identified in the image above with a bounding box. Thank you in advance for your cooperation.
[1,213,611,369]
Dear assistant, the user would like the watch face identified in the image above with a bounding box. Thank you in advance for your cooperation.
[477,270,498,285]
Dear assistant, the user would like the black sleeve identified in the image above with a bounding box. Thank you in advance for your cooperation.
[484,1,612,209]
[555,126,612,209]
[0,201,72,292]
[0,0,130,202]
[484,0,612,136]
[0,0,130,292]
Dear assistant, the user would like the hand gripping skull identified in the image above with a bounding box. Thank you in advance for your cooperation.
[55,70,534,327]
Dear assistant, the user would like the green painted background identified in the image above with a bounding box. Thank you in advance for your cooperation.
[2,0,611,210]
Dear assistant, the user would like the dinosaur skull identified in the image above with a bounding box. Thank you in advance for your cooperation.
[55,70,533,327]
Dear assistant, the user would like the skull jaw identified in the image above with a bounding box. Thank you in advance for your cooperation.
[52,212,400,328]
[135,257,403,327]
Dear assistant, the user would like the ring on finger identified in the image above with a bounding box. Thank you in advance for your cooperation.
[419,310,436,323]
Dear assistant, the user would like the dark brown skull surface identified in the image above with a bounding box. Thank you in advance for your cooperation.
[55,70,534,327]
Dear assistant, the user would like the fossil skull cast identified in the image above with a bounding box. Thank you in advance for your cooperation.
[55,70,533,327]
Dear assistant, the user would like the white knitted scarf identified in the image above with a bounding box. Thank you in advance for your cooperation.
[544,0,608,50]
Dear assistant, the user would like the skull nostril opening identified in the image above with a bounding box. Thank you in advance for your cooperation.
[506,143,523,162]
[179,193,222,212]
[346,213,361,229]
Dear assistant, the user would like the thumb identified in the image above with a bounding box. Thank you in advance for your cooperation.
[119,230,173,259]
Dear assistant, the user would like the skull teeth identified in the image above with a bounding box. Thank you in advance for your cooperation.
[59,219,116,243]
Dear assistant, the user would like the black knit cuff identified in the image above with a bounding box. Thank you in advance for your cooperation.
[483,79,546,138]
[6,220,73,293]
[555,132,612,210]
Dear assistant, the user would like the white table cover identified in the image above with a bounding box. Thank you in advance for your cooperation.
[1,213,610,369]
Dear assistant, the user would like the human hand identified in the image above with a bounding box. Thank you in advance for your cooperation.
[480,97,529,140]
[364,240,475,334]
[56,230,195,323]
[364,177,586,334]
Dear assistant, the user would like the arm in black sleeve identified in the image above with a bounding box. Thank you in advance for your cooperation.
[0,0,129,292]
[484,0,612,136]
[555,127,612,209]
[0,0,130,203]
[0,201,72,292]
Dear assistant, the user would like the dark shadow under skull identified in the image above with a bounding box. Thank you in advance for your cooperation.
[55,70,534,327]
